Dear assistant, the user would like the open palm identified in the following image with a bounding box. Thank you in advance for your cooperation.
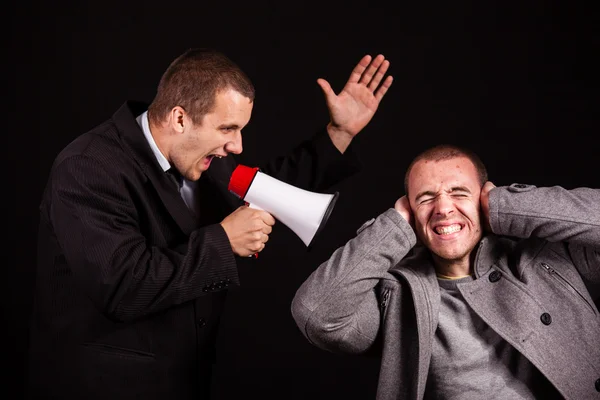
[318,54,393,137]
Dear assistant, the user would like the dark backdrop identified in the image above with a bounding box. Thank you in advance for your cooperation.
[10,1,599,399]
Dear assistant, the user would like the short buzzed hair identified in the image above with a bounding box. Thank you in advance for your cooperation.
[148,48,255,126]
[404,144,488,196]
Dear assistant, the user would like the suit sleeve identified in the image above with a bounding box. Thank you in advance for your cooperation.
[258,129,362,192]
[291,209,416,354]
[49,155,238,322]
[489,183,600,285]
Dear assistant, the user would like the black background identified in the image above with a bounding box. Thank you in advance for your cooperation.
[10,1,599,399]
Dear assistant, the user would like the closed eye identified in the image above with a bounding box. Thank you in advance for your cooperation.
[219,123,240,133]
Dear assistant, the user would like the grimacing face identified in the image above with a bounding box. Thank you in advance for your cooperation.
[171,88,253,181]
[407,156,483,266]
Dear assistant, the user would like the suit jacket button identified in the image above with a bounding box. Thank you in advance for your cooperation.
[594,378,600,392]
[540,313,552,325]
[197,318,206,328]
[488,270,502,282]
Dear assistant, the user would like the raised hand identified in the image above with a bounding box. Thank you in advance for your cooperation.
[480,181,496,232]
[220,205,276,257]
[318,54,393,152]
[394,195,414,228]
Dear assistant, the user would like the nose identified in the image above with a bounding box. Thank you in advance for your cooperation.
[433,195,454,216]
[224,131,243,155]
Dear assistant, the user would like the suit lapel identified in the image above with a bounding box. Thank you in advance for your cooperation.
[148,172,197,235]
[112,101,197,235]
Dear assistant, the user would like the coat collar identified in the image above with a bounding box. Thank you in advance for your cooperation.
[386,235,512,399]
[111,101,197,235]
[389,234,512,279]
[473,234,520,278]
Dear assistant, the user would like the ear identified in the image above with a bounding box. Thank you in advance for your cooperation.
[169,106,187,133]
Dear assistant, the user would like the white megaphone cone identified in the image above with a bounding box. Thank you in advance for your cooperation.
[228,165,339,248]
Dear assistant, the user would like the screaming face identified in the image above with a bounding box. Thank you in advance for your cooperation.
[408,156,483,269]
[170,88,253,181]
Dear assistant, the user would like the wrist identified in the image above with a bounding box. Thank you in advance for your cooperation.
[326,123,353,154]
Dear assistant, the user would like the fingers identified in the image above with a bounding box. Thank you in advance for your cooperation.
[357,54,388,87]
[482,181,496,194]
[374,75,393,102]
[250,231,270,253]
[348,54,373,84]
[394,195,414,227]
[480,181,495,233]
[221,206,275,256]
[351,54,394,101]
[258,210,276,226]
[249,210,273,253]
[317,78,334,98]
[367,58,390,91]
[357,54,381,86]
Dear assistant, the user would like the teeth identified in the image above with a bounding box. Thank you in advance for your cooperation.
[435,224,462,235]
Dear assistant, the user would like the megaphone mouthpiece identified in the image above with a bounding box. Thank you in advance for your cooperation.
[228,165,260,199]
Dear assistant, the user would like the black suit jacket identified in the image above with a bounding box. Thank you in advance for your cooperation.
[28,101,361,399]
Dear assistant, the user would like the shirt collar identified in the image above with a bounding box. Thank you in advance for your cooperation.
[136,110,171,172]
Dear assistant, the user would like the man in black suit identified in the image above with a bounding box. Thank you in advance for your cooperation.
[28,48,393,399]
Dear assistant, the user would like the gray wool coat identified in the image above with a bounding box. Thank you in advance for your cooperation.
[291,184,600,399]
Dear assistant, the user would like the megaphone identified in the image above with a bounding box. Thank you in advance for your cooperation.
[228,164,339,248]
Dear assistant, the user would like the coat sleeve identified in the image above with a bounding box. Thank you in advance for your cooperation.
[48,155,238,322]
[489,183,600,286]
[291,209,417,354]
[258,129,362,192]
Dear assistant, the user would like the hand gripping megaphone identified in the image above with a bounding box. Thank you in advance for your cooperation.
[228,165,339,248]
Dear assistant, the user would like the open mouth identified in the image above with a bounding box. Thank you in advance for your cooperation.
[204,154,223,166]
[433,223,463,236]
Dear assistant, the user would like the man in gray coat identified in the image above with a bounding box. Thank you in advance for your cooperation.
[291,144,600,399]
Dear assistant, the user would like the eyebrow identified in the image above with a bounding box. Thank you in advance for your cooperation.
[415,190,437,202]
[219,123,240,130]
[415,186,472,202]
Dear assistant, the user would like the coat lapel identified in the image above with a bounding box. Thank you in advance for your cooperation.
[389,247,441,400]
[147,172,197,235]
[111,101,197,235]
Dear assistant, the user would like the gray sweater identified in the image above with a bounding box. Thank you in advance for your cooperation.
[291,184,600,399]
[426,276,560,399]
